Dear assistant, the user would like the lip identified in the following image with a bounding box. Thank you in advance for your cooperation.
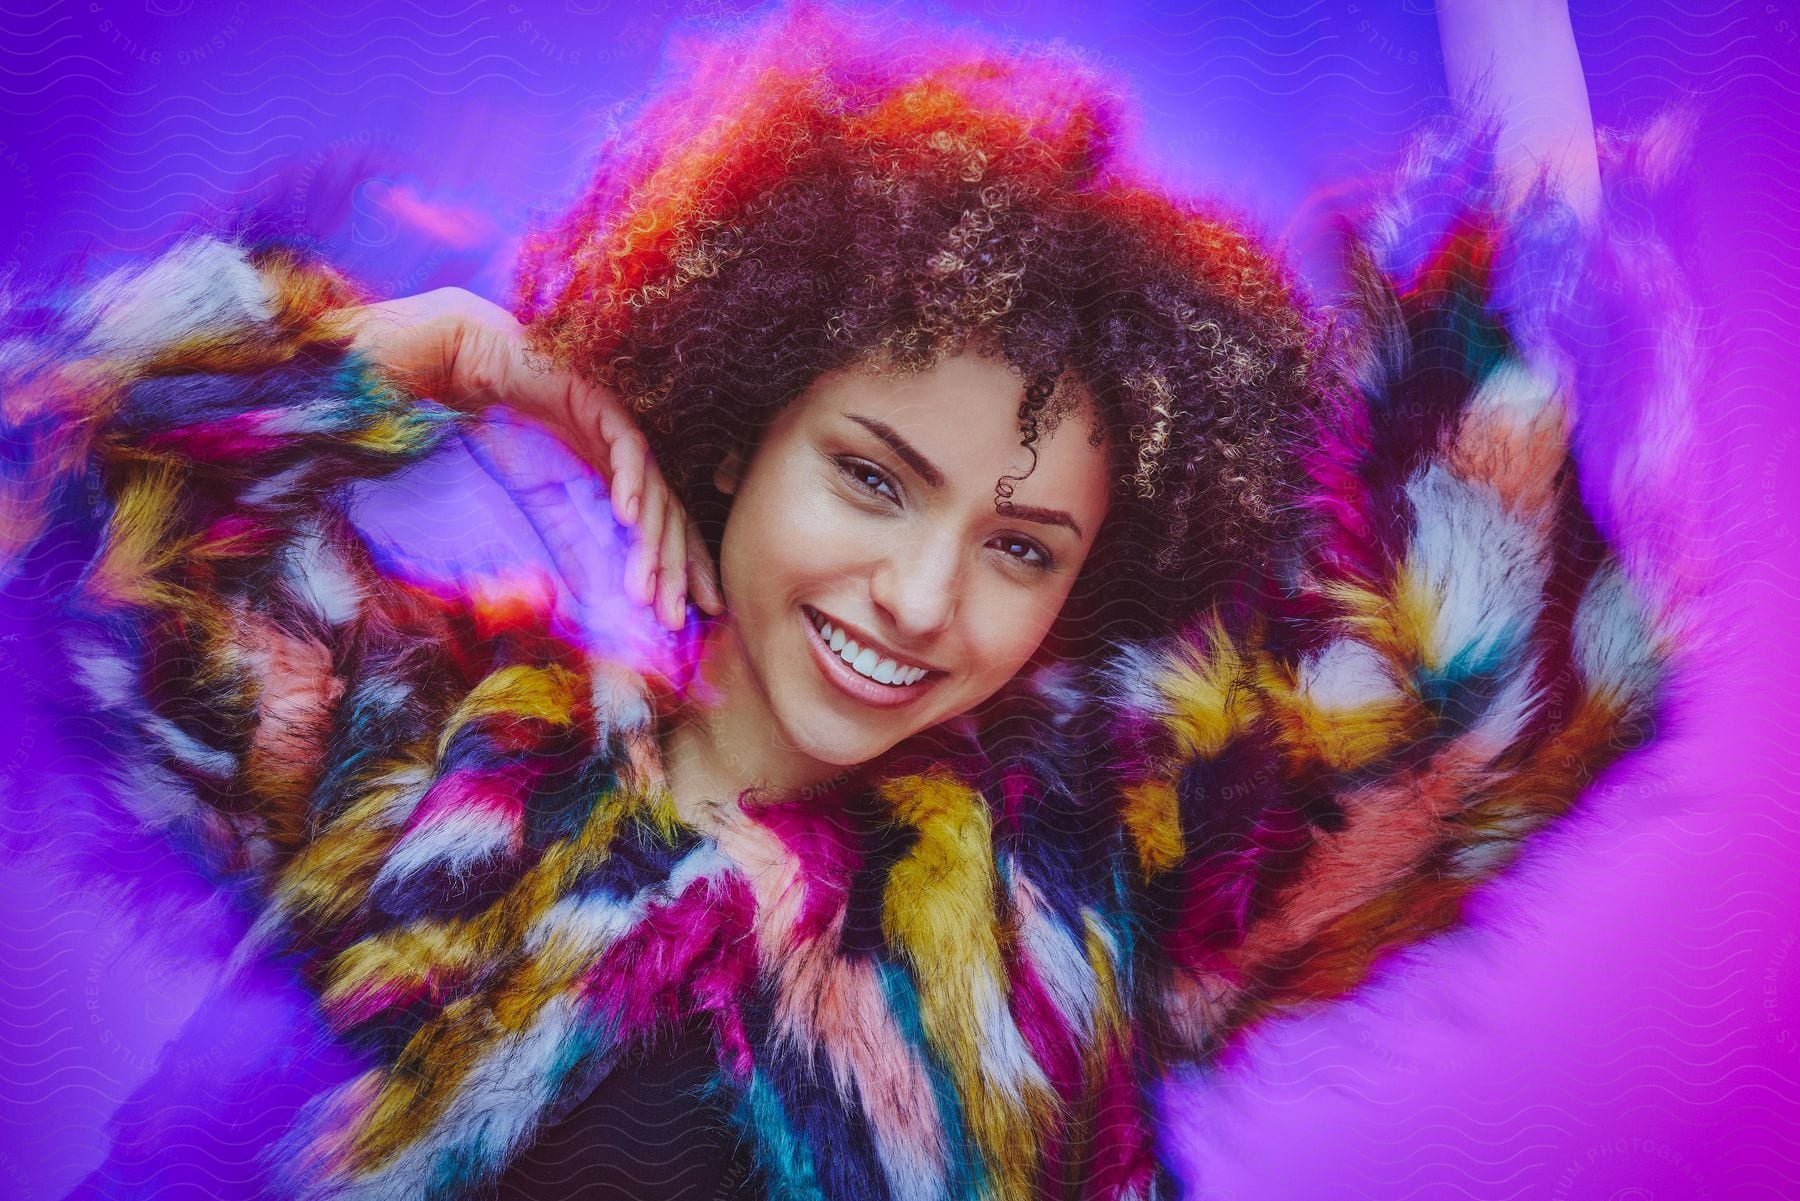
[801,605,943,710]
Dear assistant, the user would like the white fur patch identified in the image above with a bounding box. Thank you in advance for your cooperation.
[1011,874,1099,1038]
[524,891,636,961]
[281,518,364,626]
[74,237,272,360]
[1460,650,1542,762]
[1404,463,1550,673]
[877,1137,949,1201]
[66,632,140,711]
[239,462,312,507]
[523,843,730,960]
[972,973,1051,1107]
[1465,359,1559,425]
[98,755,204,834]
[667,840,733,893]
[142,712,237,779]
[348,760,435,831]
[1297,638,1402,711]
[588,658,654,740]
[1094,640,1179,720]
[1573,560,1664,710]
[375,807,516,893]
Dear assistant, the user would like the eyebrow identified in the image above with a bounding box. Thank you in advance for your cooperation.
[843,412,1086,541]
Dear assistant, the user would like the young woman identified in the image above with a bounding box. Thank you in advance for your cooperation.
[0,2,1697,1199]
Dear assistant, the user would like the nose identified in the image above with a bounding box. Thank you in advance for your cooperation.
[867,525,962,647]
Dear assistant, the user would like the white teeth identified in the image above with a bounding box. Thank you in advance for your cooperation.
[810,609,929,687]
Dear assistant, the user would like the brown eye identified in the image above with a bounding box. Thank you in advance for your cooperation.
[992,533,1055,571]
[834,456,900,503]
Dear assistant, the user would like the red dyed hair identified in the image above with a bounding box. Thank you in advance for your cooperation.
[513,1,1338,653]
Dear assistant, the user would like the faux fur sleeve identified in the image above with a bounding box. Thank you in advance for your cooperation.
[0,234,467,903]
[1102,108,1710,1065]
[0,240,696,1200]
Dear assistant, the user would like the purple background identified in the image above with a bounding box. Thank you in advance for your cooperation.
[1,1,1795,1197]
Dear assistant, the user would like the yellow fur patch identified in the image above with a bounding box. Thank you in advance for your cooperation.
[438,663,585,757]
[1324,579,1419,669]
[1081,913,1126,1046]
[881,770,1052,1201]
[279,766,431,933]
[320,919,478,1026]
[1268,672,1420,774]
[1146,614,1261,761]
[1120,779,1183,876]
[84,459,197,612]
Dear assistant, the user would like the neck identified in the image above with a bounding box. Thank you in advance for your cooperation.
[659,613,848,832]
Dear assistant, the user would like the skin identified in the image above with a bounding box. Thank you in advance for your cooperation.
[1436,0,1600,224]
[660,349,1113,825]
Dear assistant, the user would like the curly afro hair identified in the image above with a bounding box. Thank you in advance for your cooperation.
[513,2,1341,662]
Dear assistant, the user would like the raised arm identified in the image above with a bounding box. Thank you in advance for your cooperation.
[1115,6,1704,1063]
[0,236,472,906]
[324,288,721,628]
[1436,0,1601,223]
[0,238,709,1197]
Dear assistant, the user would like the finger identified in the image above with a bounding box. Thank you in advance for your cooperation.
[657,503,689,630]
[630,472,670,608]
[581,377,651,522]
[608,424,648,528]
[685,520,723,615]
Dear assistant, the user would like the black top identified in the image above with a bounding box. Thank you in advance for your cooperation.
[489,1018,763,1201]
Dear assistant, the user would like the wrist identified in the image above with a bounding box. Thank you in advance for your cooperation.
[324,290,492,407]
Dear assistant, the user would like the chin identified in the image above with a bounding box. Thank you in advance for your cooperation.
[788,712,897,771]
[771,688,916,771]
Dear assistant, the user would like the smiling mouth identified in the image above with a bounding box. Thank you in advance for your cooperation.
[801,605,943,706]
[804,605,937,683]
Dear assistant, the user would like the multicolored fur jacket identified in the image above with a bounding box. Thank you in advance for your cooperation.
[0,112,1703,1200]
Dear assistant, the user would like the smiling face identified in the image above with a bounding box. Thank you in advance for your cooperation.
[703,348,1113,779]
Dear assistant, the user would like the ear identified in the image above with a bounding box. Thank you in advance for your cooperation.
[713,443,746,497]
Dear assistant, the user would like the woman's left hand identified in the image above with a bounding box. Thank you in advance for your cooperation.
[325,287,722,629]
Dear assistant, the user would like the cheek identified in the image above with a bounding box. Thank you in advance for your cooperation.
[723,476,863,605]
[957,588,1064,689]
